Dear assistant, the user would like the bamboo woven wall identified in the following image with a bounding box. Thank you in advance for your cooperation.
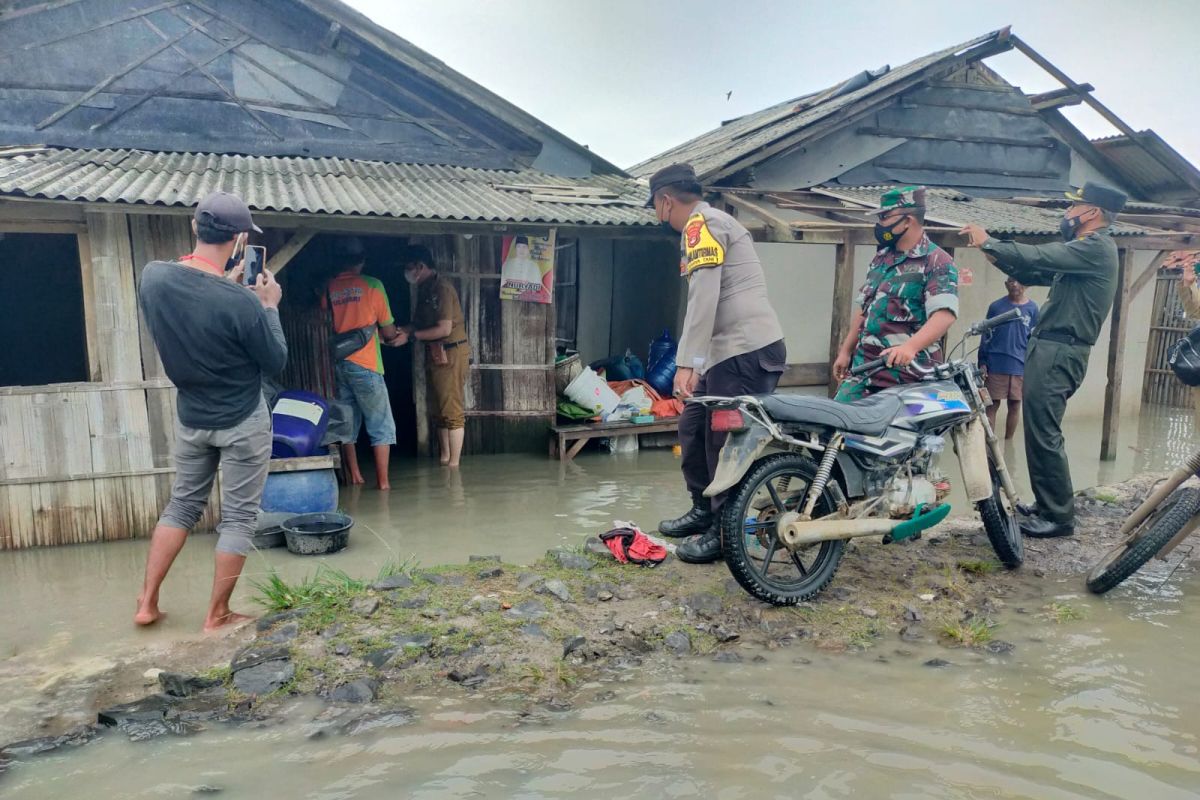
[0,211,219,551]
[1143,272,1193,409]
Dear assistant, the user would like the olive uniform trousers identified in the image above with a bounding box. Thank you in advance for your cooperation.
[1022,337,1090,524]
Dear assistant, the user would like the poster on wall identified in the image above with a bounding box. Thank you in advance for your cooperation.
[499,230,555,304]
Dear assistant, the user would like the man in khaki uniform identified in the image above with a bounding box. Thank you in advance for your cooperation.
[398,245,470,467]
[649,163,786,563]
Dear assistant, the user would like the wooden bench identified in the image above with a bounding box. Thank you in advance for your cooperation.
[550,418,680,461]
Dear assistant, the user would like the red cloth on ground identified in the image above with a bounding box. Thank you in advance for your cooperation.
[600,526,668,566]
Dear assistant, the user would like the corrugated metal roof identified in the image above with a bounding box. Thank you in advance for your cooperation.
[0,146,656,227]
[814,186,1151,237]
[630,30,1009,180]
[1091,132,1200,205]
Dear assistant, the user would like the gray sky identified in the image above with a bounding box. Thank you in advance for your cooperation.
[346,0,1200,170]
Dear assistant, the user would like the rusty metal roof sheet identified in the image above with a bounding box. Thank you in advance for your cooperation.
[0,146,656,227]
[814,185,1152,237]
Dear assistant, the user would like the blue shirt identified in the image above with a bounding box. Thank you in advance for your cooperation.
[979,297,1038,376]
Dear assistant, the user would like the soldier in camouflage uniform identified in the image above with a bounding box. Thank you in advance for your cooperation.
[833,186,959,401]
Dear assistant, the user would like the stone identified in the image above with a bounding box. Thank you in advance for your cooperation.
[330,679,378,704]
[166,693,233,724]
[334,643,352,657]
[563,636,587,658]
[542,697,573,713]
[620,634,654,655]
[263,622,300,644]
[664,631,691,656]
[142,668,165,684]
[193,786,224,794]
[351,597,381,617]
[585,537,614,559]
[517,573,544,591]
[231,644,290,673]
[342,709,417,735]
[1,725,98,758]
[793,657,812,666]
[923,658,952,668]
[537,579,573,603]
[984,640,1016,655]
[829,587,853,601]
[712,651,742,663]
[918,593,936,602]
[713,626,740,643]
[443,574,468,587]
[370,574,414,591]
[255,609,307,632]
[551,550,594,571]
[398,591,431,609]
[752,655,768,663]
[232,659,295,696]
[393,633,434,651]
[900,626,924,642]
[477,567,504,579]
[504,600,548,621]
[466,595,502,613]
[469,554,502,563]
[98,695,175,727]
[519,623,548,639]
[903,605,923,623]
[597,591,614,602]
[420,607,448,620]
[860,607,879,619]
[158,672,222,699]
[683,592,724,618]
[419,572,447,585]
[364,648,397,669]
[616,584,638,601]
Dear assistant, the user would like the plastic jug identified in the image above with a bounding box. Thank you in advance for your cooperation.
[648,329,676,371]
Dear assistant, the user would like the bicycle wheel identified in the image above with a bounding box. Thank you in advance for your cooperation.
[1086,487,1200,595]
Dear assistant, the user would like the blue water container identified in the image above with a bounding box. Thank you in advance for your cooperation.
[261,468,339,515]
[271,390,330,458]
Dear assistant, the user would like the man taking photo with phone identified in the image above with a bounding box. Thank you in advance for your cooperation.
[134,191,287,631]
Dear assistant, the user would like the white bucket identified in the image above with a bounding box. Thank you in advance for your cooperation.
[564,366,620,417]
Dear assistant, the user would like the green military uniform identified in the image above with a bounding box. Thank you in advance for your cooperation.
[981,230,1118,524]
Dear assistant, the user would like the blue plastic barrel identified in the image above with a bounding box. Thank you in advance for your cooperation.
[271,390,330,458]
[260,469,339,515]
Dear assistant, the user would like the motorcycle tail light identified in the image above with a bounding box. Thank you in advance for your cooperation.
[711,409,747,432]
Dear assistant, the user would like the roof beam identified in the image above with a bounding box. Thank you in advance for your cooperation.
[857,127,1059,149]
[1009,35,1184,180]
[719,192,795,242]
[0,0,86,22]
[1130,250,1171,298]
[1027,83,1093,111]
[267,229,315,275]
[0,1,182,61]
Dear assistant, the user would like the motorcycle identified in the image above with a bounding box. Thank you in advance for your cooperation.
[689,309,1026,606]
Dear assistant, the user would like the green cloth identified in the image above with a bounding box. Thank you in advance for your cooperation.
[981,230,1118,346]
[556,399,597,420]
[1022,338,1089,523]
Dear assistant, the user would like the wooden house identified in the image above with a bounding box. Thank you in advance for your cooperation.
[0,0,675,550]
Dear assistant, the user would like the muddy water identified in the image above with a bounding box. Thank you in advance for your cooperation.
[1,407,1198,796]
[5,572,1200,798]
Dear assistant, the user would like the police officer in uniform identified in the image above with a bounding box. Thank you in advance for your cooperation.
[649,163,787,564]
[960,182,1127,538]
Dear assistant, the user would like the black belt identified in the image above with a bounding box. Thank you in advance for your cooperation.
[442,340,468,350]
[1034,331,1091,347]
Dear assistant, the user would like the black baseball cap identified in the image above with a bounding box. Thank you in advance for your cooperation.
[1065,182,1127,214]
[645,162,701,207]
[194,191,262,234]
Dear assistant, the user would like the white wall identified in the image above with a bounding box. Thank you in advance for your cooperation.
[755,240,1153,423]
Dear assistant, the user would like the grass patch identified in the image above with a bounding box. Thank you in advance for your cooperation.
[957,559,1001,576]
[252,566,368,613]
[1045,602,1086,624]
[940,617,998,647]
[377,555,418,582]
[1091,491,1120,505]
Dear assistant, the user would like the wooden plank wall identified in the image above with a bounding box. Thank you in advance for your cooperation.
[0,211,219,551]
[1142,272,1193,409]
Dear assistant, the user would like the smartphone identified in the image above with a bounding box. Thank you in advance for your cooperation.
[243,245,266,286]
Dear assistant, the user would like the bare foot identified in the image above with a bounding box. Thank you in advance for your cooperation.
[134,596,166,626]
[203,611,255,633]
[349,472,366,485]
[446,462,460,469]
[377,481,391,491]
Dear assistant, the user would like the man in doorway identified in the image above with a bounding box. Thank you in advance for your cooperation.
[397,245,470,468]
[960,181,1126,538]
[832,186,959,401]
[326,237,403,490]
[135,191,286,631]
[978,278,1038,440]
[649,163,787,564]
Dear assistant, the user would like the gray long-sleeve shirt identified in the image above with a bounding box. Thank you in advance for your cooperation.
[981,230,1118,347]
[139,260,288,430]
[677,202,784,374]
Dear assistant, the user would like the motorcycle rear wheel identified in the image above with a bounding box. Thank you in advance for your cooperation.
[1086,487,1200,595]
[977,456,1023,569]
[721,453,845,606]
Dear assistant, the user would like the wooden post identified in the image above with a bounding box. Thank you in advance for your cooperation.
[1101,248,1134,460]
[265,228,314,274]
[828,236,856,396]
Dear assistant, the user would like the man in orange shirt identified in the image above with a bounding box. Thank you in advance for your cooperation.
[326,238,402,489]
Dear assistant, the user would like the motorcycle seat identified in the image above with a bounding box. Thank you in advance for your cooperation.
[758,391,903,437]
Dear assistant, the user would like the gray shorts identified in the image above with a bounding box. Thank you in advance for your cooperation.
[158,400,273,555]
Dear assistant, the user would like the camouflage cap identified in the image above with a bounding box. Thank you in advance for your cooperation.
[864,185,926,217]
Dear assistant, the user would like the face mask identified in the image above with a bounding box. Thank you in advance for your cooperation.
[1059,213,1083,242]
[874,218,906,249]
[404,270,420,285]
[657,199,677,233]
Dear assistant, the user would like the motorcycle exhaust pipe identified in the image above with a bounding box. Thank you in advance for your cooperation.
[779,517,898,547]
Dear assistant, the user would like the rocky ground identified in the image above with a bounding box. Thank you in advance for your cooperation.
[1,472,1190,776]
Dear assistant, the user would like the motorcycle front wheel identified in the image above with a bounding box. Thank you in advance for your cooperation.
[1087,487,1200,595]
[977,456,1023,569]
[720,453,845,606]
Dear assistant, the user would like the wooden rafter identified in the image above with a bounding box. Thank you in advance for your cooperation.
[0,0,182,61]
[140,14,285,141]
[267,229,316,275]
[719,192,794,242]
[34,15,204,130]
[0,0,87,22]
[1131,250,1171,299]
[89,33,252,132]
[1027,83,1094,111]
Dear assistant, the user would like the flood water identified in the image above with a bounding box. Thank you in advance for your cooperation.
[2,406,1199,796]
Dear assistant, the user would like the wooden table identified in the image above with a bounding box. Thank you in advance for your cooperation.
[550,418,680,461]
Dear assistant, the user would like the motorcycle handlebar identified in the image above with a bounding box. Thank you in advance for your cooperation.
[849,357,886,377]
[971,307,1022,335]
